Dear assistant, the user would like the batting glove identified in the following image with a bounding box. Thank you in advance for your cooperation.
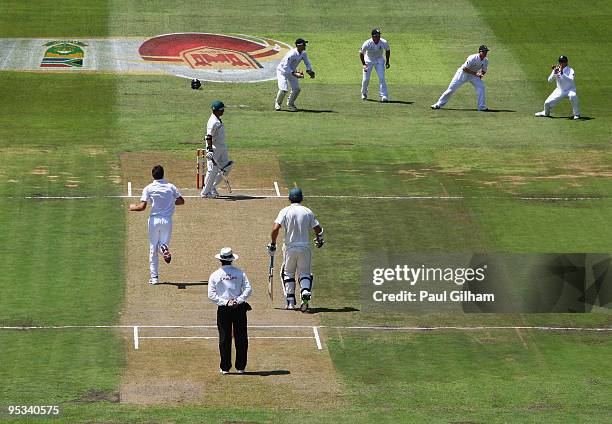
[267,243,276,256]
[206,151,214,160]
[314,230,325,248]
[307,70,315,79]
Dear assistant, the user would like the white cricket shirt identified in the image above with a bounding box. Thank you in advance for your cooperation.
[277,48,312,74]
[206,113,225,148]
[360,38,390,61]
[548,66,576,91]
[208,265,252,306]
[462,54,488,73]
[275,203,320,248]
[140,179,182,218]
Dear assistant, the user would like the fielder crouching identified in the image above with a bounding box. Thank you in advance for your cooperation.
[268,188,324,312]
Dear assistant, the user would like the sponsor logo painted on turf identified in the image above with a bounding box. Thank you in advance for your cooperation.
[0,34,291,82]
[138,33,291,82]
[40,41,87,68]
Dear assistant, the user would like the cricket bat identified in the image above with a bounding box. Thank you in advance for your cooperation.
[268,255,274,301]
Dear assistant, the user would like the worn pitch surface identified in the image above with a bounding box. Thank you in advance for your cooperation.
[119,151,345,407]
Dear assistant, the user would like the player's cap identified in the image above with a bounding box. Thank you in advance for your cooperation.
[478,45,489,52]
[288,187,303,203]
[558,55,568,62]
[371,28,381,36]
[295,38,308,46]
[215,247,239,261]
[211,100,225,111]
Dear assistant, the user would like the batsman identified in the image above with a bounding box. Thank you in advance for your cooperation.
[267,188,324,312]
[200,100,233,198]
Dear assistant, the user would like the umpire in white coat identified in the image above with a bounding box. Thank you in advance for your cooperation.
[268,188,324,312]
[208,247,252,374]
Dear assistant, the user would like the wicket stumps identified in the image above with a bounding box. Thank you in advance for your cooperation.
[196,149,206,189]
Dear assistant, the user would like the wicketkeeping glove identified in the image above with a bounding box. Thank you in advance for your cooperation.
[267,243,276,256]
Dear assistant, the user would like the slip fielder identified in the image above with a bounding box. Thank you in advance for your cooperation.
[275,38,315,112]
[267,188,324,312]
[535,55,580,119]
[431,45,490,111]
[360,28,391,101]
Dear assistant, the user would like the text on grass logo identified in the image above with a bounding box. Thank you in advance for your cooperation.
[138,33,291,82]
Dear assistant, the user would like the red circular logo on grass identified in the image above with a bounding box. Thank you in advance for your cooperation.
[139,33,291,82]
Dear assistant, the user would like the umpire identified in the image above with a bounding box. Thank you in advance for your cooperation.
[208,247,252,374]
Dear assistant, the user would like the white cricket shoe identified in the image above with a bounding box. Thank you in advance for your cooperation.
[220,369,229,375]
[534,111,548,117]
[201,192,218,199]
[287,104,298,112]
[274,103,281,111]
[286,301,296,310]
[430,104,440,109]
[361,94,367,100]
[211,189,220,197]
[573,115,580,120]
[236,369,245,374]
[381,96,388,102]
[149,276,159,285]
[160,244,171,264]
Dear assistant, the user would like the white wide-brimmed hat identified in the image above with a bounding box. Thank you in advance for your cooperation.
[215,247,239,261]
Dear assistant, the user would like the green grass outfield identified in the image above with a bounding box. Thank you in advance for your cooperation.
[1,0,611,422]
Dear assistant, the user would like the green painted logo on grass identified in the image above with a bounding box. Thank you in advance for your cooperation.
[40,41,87,68]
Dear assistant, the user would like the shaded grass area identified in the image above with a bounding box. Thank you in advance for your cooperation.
[0,331,123,406]
[326,330,612,423]
[0,198,125,325]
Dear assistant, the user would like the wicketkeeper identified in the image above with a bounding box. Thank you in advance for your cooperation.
[267,188,324,311]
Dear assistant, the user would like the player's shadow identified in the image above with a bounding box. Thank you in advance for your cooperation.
[219,195,266,201]
[272,306,360,313]
[233,370,290,376]
[440,107,516,112]
[306,307,360,314]
[546,115,594,120]
[366,99,413,105]
[296,109,337,113]
[158,281,207,289]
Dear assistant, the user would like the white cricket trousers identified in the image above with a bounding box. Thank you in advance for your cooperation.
[148,216,172,278]
[281,245,313,297]
[277,70,300,92]
[362,57,388,98]
[544,88,580,116]
[202,147,229,195]
[436,68,486,110]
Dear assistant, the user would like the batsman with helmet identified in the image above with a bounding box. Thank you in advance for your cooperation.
[200,100,234,198]
[267,188,324,312]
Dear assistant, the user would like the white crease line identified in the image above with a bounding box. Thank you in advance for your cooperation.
[127,181,132,197]
[274,181,281,197]
[7,194,608,201]
[139,336,314,340]
[313,326,323,350]
[133,326,139,350]
[2,325,610,331]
